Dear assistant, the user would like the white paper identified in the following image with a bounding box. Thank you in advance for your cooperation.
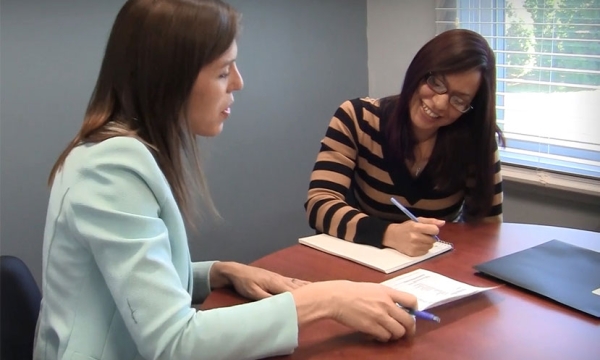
[381,268,497,310]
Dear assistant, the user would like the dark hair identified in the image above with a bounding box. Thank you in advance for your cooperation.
[381,29,504,220]
[48,0,241,222]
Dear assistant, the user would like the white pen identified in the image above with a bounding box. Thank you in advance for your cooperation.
[390,197,441,241]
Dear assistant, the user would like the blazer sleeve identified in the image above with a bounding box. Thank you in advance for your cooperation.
[191,261,216,304]
[64,143,298,360]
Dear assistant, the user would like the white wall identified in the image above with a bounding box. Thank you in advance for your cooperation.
[367,0,435,98]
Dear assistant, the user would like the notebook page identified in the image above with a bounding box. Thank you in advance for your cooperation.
[299,234,452,273]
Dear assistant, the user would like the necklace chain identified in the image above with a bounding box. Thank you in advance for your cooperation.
[412,135,436,177]
[412,158,427,176]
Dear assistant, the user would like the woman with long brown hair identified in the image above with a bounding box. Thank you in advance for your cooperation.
[306,29,504,256]
[35,1,417,359]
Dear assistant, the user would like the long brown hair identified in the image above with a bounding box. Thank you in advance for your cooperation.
[48,0,240,223]
[381,29,505,220]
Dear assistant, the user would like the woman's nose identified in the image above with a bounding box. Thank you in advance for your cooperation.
[431,92,450,112]
[229,64,244,92]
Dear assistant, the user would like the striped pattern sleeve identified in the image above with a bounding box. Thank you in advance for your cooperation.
[465,147,504,223]
[305,99,391,247]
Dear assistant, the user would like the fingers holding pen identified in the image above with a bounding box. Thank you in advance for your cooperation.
[293,281,418,342]
[387,289,418,337]
[383,223,435,256]
[415,217,445,237]
[416,217,446,227]
[332,282,416,341]
[366,288,417,342]
[372,312,410,342]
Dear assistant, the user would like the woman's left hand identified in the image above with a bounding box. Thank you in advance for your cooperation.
[210,262,310,300]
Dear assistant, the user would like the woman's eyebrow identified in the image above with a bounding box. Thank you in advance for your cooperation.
[220,58,236,67]
[440,75,474,97]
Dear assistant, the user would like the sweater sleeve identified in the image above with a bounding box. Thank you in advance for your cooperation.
[485,147,504,222]
[65,142,298,360]
[305,99,391,247]
[464,147,504,223]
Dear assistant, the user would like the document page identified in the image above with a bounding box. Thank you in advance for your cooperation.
[381,269,497,310]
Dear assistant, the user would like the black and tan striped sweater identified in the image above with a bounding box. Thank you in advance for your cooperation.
[305,97,503,247]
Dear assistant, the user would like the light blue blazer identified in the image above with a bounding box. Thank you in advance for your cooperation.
[34,137,298,360]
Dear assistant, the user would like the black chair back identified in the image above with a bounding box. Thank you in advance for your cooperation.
[1,255,42,360]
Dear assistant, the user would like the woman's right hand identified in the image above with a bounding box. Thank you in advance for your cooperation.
[291,281,417,342]
[382,218,445,256]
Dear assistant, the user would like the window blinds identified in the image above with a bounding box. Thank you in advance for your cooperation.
[435,0,600,179]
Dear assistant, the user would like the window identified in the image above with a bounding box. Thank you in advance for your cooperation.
[435,0,600,189]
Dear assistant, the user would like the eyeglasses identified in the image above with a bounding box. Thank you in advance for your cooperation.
[425,74,473,113]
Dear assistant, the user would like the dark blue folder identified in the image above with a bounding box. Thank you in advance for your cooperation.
[474,239,600,318]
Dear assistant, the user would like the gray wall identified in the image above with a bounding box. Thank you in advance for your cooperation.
[194,0,368,263]
[367,0,436,98]
[366,0,600,232]
[0,0,368,285]
[1,0,124,286]
[503,181,600,232]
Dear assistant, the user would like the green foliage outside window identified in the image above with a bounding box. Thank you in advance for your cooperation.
[504,0,600,92]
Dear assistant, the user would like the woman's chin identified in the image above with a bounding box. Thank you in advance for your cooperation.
[193,123,224,137]
[412,108,439,130]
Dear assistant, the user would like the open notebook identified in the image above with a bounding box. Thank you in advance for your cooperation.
[298,233,453,274]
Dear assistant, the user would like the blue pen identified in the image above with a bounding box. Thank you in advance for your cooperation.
[390,197,441,241]
[397,304,441,323]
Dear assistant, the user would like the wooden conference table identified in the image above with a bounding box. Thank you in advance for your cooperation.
[201,223,600,359]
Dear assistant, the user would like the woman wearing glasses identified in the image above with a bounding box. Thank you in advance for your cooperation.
[305,29,504,256]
